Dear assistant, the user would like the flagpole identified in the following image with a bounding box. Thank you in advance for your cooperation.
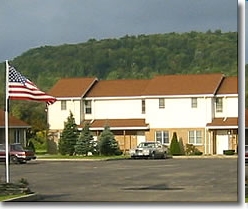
[5,60,10,183]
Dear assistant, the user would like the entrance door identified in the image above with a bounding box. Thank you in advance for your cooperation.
[216,134,229,154]
[137,131,146,145]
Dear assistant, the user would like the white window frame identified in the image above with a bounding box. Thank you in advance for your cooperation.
[155,131,169,144]
[191,98,197,108]
[188,130,202,145]
[215,97,223,112]
[61,100,67,110]
[14,129,21,143]
[159,98,165,109]
[85,100,92,114]
[142,99,145,114]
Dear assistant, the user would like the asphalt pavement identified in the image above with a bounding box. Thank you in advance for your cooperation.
[0,157,238,202]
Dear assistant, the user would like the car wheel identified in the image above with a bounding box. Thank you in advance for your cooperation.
[11,156,19,164]
[163,152,167,159]
[151,152,155,159]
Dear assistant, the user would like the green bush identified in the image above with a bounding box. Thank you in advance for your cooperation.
[223,150,235,155]
[99,125,122,156]
[185,144,202,155]
[169,132,182,156]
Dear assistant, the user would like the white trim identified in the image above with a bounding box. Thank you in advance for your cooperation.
[86,94,215,100]
[207,126,238,129]
[56,97,81,100]
[90,126,149,131]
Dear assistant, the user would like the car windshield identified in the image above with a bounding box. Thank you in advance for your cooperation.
[138,143,155,148]
[0,144,4,150]
[11,144,24,151]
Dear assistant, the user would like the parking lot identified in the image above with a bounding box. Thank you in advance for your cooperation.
[0,158,237,202]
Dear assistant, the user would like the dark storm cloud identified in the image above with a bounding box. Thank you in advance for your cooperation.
[0,0,237,62]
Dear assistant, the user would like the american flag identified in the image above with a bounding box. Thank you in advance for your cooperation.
[8,65,56,105]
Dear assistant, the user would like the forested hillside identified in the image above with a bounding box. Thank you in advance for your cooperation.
[0,30,238,137]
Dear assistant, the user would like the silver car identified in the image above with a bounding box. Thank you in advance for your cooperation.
[129,141,168,159]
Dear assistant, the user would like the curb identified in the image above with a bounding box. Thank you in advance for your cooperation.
[3,193,40,202]
[171,155,238,159]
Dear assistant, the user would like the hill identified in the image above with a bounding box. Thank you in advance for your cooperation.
[0,30,238,137]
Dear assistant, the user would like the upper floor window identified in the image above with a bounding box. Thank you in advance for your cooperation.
[155,131,169,144]
[85,100,92,114]
[61,100,67,110]
[215,97,223,112]
[142,99,145,114]
[188,130,202,145]
[159,98,165,109]
[191,98,197,108]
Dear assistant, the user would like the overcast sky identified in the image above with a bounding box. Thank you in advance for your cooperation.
[0,0,237,63]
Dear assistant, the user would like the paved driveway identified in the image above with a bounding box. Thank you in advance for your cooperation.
[0,158,237,202]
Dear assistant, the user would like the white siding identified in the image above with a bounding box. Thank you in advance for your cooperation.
[145,97,213,128]
[84,98,144,120]
[214,96,238,118]
[48,99,81,130]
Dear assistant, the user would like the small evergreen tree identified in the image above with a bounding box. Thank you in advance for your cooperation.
[74,122,95,156]
[169,132,181,156]
[99,125,122,156]
[178,137,185,155]
[58,111,79,155]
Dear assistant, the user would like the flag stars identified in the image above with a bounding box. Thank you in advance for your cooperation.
[9,66,27,85]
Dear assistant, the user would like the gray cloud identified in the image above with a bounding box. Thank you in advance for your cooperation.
[0,0,237,62]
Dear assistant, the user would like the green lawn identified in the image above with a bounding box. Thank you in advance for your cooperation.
[36,153,130,160]
[0,194,26,202]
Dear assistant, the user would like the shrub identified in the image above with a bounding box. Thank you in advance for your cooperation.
[99,125,122,156]
[169,132,182,156]
[223,150,235,155]
[185,144,203,155]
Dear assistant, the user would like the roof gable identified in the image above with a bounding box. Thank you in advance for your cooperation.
[0,109,30,128]
[142,73,224,96]
[216,76,238,95]
[48,77,97,98]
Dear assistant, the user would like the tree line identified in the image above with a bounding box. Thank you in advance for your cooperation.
[0,30,238,142]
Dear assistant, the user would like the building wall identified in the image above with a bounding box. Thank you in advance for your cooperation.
[48,99,81,130]
[145,96,213,128]
[84,97,144,120]
[0,129,27,146]
[145,127,206,153]
[214,96,238,118]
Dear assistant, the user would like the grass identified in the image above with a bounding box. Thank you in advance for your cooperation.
[0,194,26,202]
[36,153,131,160]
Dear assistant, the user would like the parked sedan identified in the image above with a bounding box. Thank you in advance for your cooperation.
[245,145,248,163]
[129,141,168,159]
[0,143,36,164]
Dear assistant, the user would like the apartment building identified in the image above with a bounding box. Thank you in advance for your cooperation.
[47,73,238,155]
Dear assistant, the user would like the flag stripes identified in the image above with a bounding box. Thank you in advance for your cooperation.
[8,65,56,105]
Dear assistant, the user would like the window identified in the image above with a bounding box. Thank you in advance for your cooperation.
[191,98,197,108]
[85,100,92,114]
[188,130,202,145]
[61,100,67,110]
[14,130,21,143]
[142,99,145,114]
[159,98,165,108]
[155,131,169,144]
[216,98,223,112]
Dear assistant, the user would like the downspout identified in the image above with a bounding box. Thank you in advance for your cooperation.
[204,128,207,154]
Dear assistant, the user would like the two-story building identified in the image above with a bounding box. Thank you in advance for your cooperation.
[47,73,238,155]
